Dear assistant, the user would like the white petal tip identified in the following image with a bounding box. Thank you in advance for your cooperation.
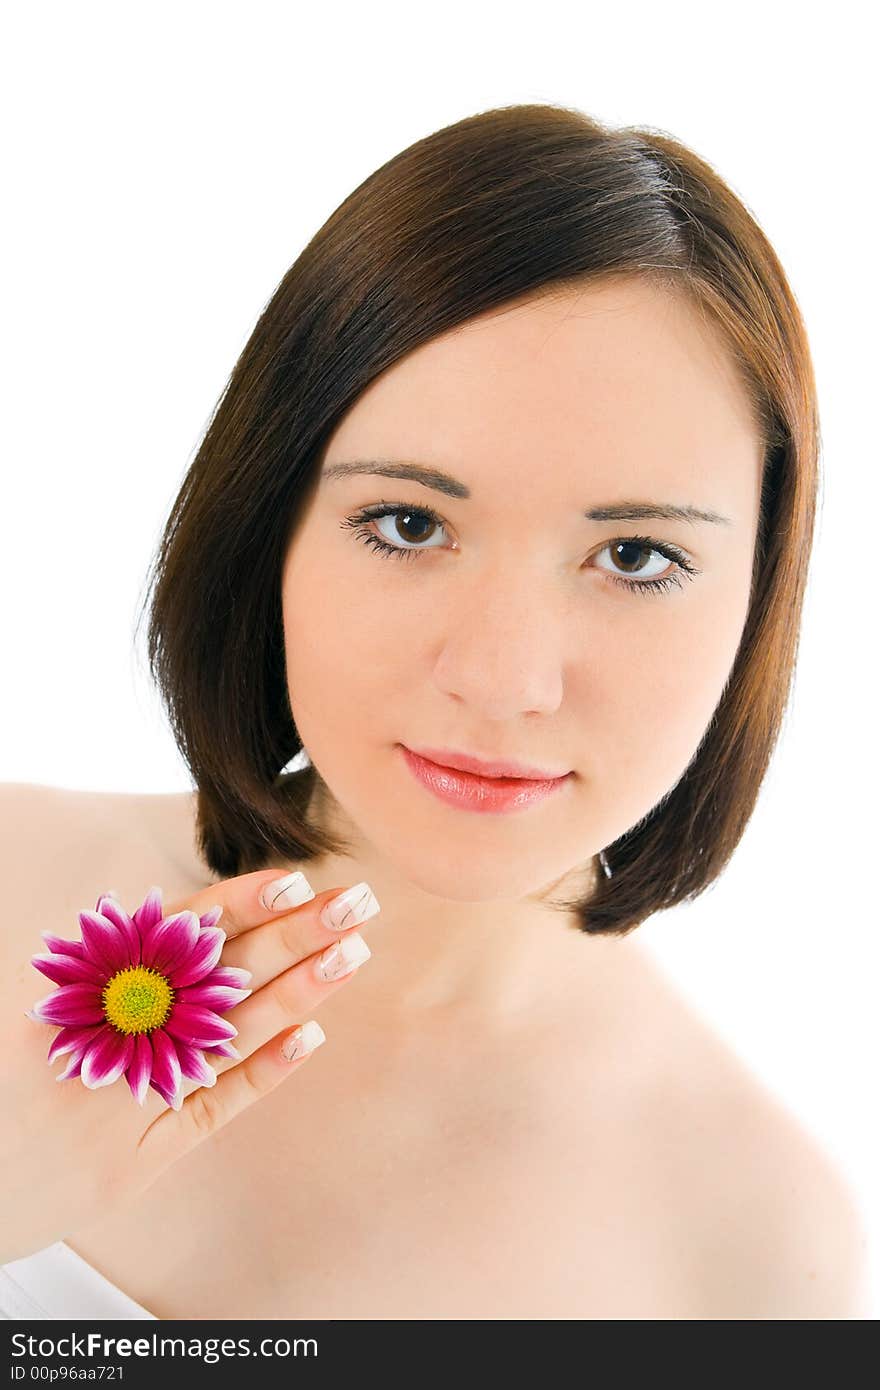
[81,1070,117,1090]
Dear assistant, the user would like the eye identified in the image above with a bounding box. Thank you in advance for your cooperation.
[593,538,667,581]
[340,503,700,596]
[340,502,449,561]
[589,536,699,595]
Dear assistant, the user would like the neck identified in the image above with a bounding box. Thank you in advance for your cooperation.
[257,777,634,1039]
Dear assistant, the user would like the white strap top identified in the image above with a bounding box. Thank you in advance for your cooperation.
[0,1242,157,1320]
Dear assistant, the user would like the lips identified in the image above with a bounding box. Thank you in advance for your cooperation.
[398,745,572,816]
[405,745,571,781]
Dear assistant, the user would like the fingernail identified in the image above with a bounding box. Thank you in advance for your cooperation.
[281,1020,326,1061]
[319,882,381,932]
[260,871,316,912]
[315,931,372,982]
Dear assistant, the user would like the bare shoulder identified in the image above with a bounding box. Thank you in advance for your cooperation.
[634,970,870,1319]
[0,781,206,961]
[697,1065,868,1318]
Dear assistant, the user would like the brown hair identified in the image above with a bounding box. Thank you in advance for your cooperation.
[135,101,819,937]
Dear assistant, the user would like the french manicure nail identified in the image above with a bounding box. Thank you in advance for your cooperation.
[281,1020,326,1061]
[319,881,381,931]
[315,931,372,982]
[260,871,315,913]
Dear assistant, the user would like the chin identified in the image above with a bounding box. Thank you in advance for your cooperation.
[379,833,582,906]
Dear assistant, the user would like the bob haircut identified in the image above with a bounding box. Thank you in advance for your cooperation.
[136,102,819,938]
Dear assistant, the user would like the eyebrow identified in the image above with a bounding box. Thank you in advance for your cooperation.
[321,459,732,527]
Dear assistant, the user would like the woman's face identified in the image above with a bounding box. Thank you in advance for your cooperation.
[281,277,764,904]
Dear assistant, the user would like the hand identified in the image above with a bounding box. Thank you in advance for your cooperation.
[3,869,379,1265]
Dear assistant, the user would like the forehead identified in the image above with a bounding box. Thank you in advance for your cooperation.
[324,277,763,505]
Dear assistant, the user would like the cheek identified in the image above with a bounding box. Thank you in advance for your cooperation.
[281,551,411,755]
[592,579,751,826]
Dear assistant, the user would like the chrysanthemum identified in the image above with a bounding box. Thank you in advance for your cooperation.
[25,887,252,1110]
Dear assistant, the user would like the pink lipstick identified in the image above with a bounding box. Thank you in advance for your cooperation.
[398,745,573,815]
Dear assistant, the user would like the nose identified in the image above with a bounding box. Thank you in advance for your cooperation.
[431,563,566,718]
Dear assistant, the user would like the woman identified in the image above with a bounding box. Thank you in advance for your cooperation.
[1,102,867,1319]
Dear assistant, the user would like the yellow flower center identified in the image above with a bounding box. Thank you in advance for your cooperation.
[102,966,175,1034]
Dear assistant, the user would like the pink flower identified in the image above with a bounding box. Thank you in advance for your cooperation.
[25,887,252,1110]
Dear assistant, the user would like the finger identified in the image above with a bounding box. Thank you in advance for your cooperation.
[221,880,381,993]
[206,928,372,1077]
[135,1019,329,1173]
[162,931,365,1100]
[160,868,324,941]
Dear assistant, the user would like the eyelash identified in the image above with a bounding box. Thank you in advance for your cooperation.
[339,501,700,596]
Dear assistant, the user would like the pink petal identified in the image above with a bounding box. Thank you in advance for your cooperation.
[56,1026,112,1081]
[202,1038,241,1060]
[93,895,141,965]
[56,1052,86,1081]
[30,952,106,988]
[163,1002,237,1047]
[47,1022,107,1064]
[199,905,224,931]
[149,1027,183,1110]
[174,983,252,1012]
[27,983,106,1027]
[40,931,85,958]
[140,911,200,977]
[132,885,164,937]
[125,1032,154,1106]
[167,926,226,988]
[80,1028,135,1089]
[77,910,129,977]
[175,1041,217,1086]
[202,964,253,990]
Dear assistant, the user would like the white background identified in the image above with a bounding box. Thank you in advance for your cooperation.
[2,0,877,1316]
